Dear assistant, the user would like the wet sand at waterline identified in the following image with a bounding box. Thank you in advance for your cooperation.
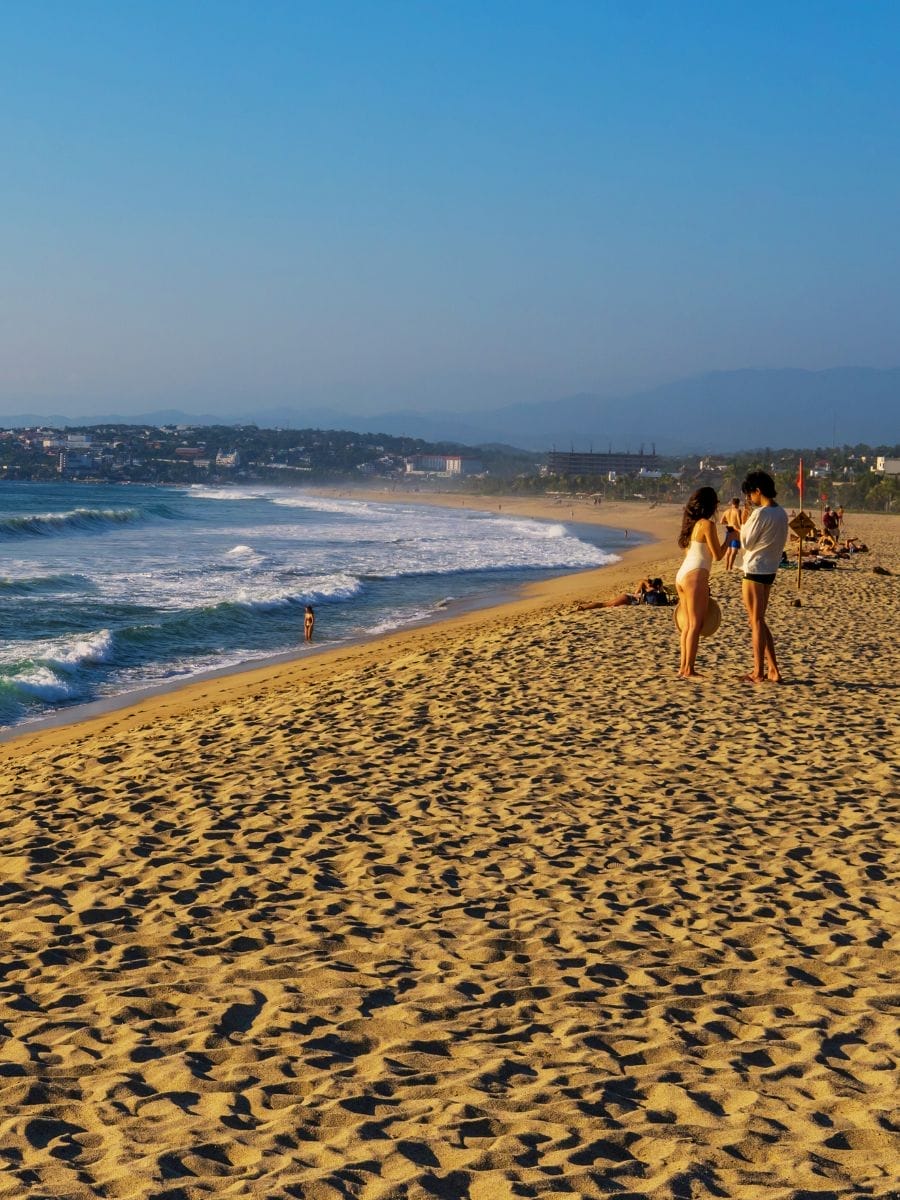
[1,501,897,1199]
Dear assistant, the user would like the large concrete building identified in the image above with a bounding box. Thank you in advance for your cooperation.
[404,454,483,476]
[546,449,659,477]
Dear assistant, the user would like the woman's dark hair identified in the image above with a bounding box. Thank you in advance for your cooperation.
[678,487,718,548]
[741,470,777,499]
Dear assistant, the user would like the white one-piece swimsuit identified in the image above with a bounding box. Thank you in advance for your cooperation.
[676,538,712,586]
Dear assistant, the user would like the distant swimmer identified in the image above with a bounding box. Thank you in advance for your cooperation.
[304,605,315,643]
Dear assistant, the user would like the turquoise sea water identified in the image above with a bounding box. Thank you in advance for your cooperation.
[0,482,634,730]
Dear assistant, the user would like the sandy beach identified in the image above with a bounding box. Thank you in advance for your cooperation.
[1,497,897,1199]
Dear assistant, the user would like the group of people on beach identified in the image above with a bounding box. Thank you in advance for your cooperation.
[676,470,788,681]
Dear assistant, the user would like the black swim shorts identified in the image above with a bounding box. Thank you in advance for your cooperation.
[744,572,776,585]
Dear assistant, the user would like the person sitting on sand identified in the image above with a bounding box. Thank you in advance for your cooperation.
[575,577,667,610]
[641,577,669,606]
[675,487,725,678]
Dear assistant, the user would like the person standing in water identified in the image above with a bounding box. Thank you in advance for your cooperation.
[739,470,789,683]
[304,605,315,643]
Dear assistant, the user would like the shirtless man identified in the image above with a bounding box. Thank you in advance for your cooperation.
[720,497,743,571]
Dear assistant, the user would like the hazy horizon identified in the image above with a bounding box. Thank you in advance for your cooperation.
[3,2,899,423]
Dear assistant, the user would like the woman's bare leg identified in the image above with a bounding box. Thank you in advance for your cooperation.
[676,583,689,674]
[678,571,708,677]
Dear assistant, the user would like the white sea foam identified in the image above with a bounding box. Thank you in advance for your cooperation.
[41,630,116,673]
[230,573,363,611]
[494,518,569,539]
[189,486,273,503]
[272,494,387,519]
[3,666,77,702]
[362,606,434,636]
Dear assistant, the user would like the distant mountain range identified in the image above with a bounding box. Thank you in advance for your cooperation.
[3,367,898,454]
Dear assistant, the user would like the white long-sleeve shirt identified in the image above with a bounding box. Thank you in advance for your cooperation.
[740,504,788,576]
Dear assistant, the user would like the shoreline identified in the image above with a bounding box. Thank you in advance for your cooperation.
[0,496,678,751]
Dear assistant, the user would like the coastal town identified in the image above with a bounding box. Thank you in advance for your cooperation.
[0,422,897,510]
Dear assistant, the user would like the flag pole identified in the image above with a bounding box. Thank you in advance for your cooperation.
[797,458,804,592]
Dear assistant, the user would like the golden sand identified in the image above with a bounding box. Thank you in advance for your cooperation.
[1,499,897,1199]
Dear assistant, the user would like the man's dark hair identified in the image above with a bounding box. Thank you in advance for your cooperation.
[741,470,777,500]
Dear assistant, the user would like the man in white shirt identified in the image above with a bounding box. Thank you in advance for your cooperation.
[740,470,789,683]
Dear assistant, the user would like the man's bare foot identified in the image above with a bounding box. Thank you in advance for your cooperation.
[738,672,765,683]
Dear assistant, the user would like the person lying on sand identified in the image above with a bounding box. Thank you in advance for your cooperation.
[814,536,871,562]
[575,577,668,610]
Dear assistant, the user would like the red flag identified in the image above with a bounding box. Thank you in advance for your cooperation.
[796,459,803,491]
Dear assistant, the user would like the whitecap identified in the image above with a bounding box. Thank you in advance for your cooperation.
[229,573,364,612]
[2,666,76,702]
[40,630,116,673]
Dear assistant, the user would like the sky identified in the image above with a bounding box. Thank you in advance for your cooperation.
[1,0,899,420]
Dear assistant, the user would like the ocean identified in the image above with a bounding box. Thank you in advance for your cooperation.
[0,481,632,732]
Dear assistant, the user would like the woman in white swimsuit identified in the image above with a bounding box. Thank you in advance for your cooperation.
[675,486,725,678]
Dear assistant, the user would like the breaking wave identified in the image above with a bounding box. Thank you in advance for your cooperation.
[0,507,140,539]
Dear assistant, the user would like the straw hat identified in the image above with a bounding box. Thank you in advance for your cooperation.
[673,597,721,638]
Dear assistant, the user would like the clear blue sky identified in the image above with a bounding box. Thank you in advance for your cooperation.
[2,0,898,417]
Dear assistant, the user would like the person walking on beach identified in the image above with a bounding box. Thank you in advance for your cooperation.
[720,497,743,571]
[304,605,315,643]
[675,487,725,678]
[739,470,789,683]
